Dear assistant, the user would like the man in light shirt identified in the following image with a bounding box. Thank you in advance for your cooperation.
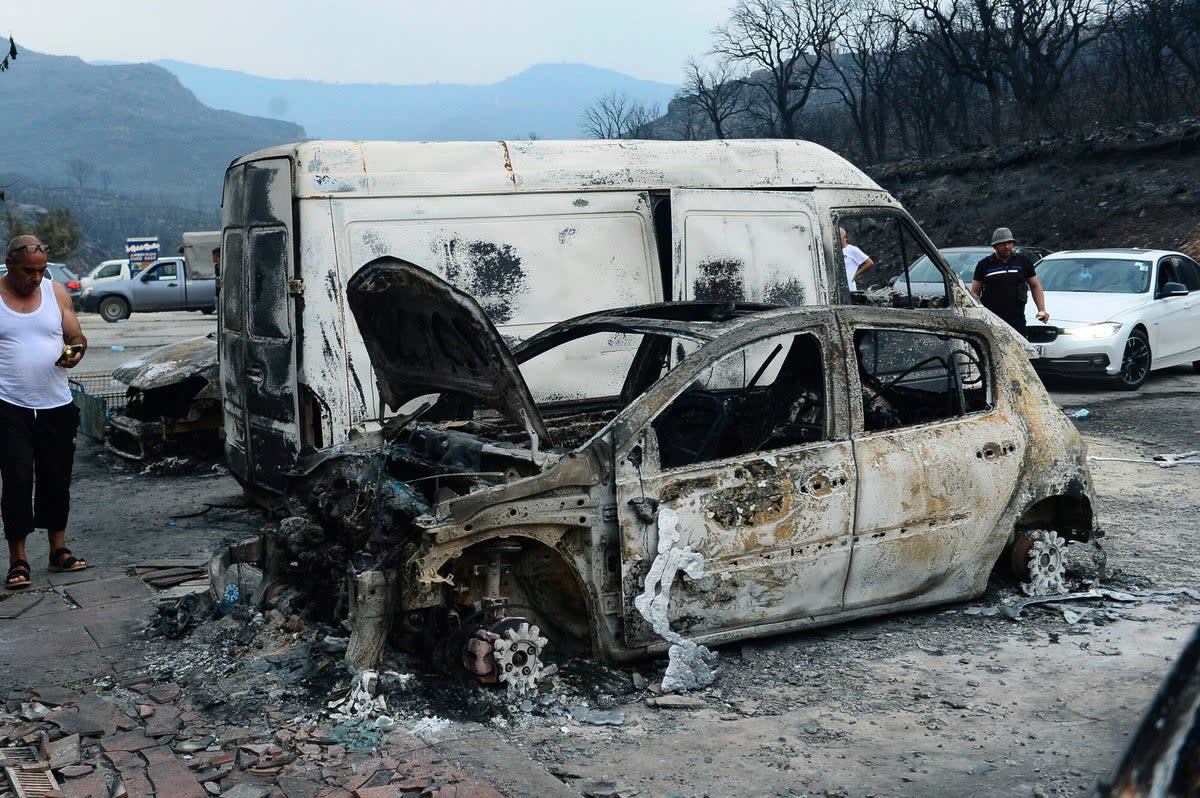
[840,227,875,291]
[1,236,88,590]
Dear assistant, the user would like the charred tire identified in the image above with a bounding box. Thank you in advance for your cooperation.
[1010,529,1067,596]
[1114,329,1150,390]
[98,296,130,323]
[201,307,216,315]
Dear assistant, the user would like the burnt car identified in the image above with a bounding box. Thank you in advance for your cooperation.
[281,258,1097,688]
[106,333,221,460]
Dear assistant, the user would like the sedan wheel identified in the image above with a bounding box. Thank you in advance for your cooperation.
[1115,329,1150,390]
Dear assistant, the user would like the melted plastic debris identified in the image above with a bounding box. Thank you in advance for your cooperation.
[633,507,718,693]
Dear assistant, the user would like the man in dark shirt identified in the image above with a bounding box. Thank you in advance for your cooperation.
[971,227,1049,337]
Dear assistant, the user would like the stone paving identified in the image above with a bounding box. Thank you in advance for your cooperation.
[0,562,571,797]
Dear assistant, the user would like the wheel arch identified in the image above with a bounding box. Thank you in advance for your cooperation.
[1013,481,1095,544]
[425,530,600,658]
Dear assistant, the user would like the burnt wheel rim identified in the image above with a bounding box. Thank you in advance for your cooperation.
[1119,335,1150,386]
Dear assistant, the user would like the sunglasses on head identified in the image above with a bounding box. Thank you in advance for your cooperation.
[6,243,51,256]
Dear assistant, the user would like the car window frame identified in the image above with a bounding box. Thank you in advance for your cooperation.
[851,324,995,435]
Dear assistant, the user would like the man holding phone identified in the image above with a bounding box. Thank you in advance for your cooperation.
[0,235,88,589]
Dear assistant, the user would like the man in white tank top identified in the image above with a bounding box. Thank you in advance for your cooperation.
[1,235,89,590]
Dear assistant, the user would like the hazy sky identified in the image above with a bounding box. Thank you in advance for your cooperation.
[5,1,735,85]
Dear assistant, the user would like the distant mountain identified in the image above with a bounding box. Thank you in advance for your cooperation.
[0,49,305,210]
[153,60,679,140]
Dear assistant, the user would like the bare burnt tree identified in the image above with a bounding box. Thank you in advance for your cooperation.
[906,0,1106,139]
[67,158,96,190]
[679,57,747,139]
[1,37,15,72]
[994,0,1108,133]
[712,0,852,139]
[625,101,663,139]
[828,0,910,160]
[904,0,1009,141]
[668,100,711,140]
[581,92,662,139]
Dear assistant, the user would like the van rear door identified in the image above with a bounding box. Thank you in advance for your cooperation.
[220,158,300,494]
[671,189,826,307]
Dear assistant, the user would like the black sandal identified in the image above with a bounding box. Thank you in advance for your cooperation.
[5,559,31,590]
[48,547,87,573]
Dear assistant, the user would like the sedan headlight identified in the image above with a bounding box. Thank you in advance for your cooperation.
[1061,322,1122,340]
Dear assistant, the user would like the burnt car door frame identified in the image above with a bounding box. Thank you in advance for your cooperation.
[612,310,860,650]
[839,312,1026,610]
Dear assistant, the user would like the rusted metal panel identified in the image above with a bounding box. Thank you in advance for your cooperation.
[267,291,1097,682]
[619,444,858,648]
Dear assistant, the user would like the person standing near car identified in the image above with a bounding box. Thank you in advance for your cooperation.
[840,227,876,291]
[0,235,88,590]
[971,227,1049,337]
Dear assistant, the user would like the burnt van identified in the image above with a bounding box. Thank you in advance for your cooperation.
[219,139,982,496]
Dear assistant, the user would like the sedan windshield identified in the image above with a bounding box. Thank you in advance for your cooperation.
[905,249,989,282]
[1037,258,1151,294]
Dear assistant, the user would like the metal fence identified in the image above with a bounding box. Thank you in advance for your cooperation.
[69,371,128,441]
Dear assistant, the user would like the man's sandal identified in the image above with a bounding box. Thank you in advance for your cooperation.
[48,548,87,573]
[5,560,32,590]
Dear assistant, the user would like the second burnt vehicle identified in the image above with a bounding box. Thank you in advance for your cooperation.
[277,259,1097,688]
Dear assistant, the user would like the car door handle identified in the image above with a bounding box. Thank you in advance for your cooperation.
[167,282,178,287]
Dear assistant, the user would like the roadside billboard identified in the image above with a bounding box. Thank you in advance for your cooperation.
[125,236,159,271]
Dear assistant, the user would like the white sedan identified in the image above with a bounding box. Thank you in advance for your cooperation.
[1025,248,1200,389]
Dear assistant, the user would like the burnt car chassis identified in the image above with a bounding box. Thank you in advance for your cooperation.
[106,334,222,461]
[268,258,1096,691]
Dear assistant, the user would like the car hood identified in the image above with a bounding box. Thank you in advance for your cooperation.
[1029,291,1150,326]
[112,333,218,390]
[346,257,549,445]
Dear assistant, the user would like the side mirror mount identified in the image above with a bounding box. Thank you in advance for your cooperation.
[1158,281,1188,298]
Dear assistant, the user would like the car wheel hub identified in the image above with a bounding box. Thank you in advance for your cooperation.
[1020,529,1067,596]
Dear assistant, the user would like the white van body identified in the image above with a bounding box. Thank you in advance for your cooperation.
[220,139,975,494]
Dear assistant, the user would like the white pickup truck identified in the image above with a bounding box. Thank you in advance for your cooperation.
[80,258,132,291]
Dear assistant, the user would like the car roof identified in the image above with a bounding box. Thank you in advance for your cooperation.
[515,301,987,363]
[0,263,67,278]
[232,139,883,199]
[1042,248,1181,260]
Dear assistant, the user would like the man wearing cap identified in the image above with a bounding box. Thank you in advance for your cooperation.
[971,227,1049,337]
[1,235,88,590]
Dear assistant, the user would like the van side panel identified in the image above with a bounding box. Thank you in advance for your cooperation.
[671,189,825,306]
[301,191,661,443]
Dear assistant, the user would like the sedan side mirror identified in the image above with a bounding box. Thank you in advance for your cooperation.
[1158,281,1188,298]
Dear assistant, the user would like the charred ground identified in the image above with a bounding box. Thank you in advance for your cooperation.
[869,118,1200,262]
